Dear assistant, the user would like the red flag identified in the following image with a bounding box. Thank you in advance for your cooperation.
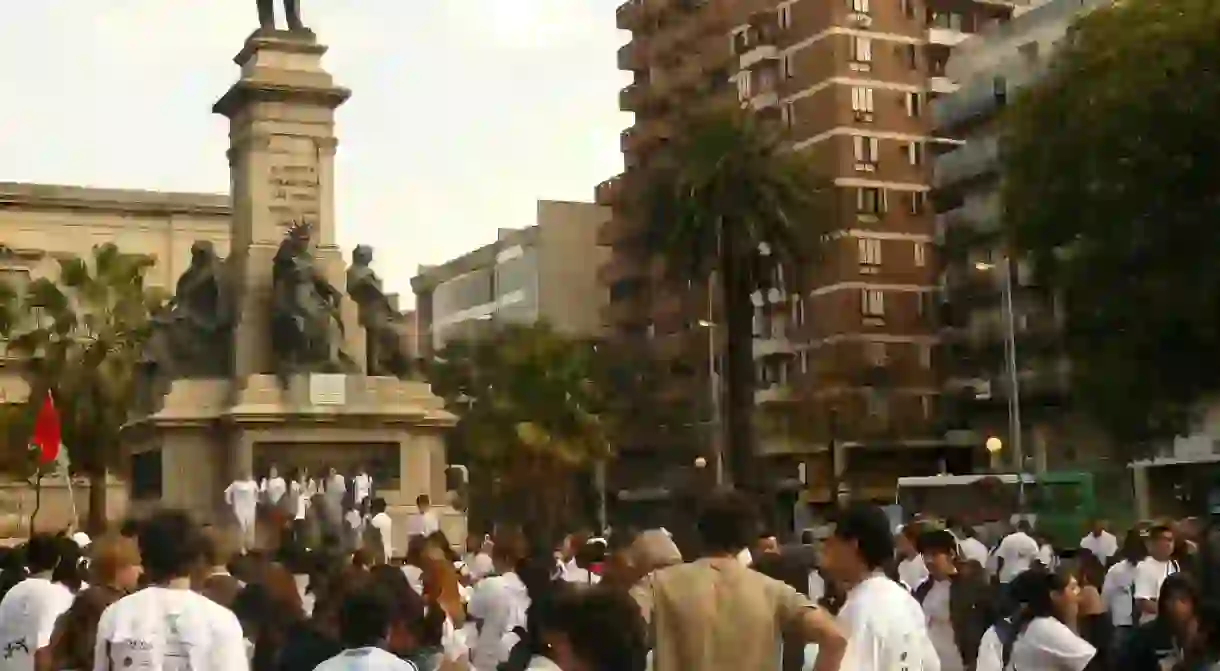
[31,392,61,465]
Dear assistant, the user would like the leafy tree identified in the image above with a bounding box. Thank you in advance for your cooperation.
[3,244,166,531]
[635,104,832,493]
[428,322,612,542]
[1002,0,1220,450]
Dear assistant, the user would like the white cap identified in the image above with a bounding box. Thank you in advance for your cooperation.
[70,532,91,548]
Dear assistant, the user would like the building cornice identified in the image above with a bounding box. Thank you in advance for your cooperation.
[0,182,231,218]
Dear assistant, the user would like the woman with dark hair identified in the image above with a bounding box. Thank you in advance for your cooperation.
[1076,550,1110,657]
[1122,572,1207,671]
[368,563,447,670]
[237,564,307,671]
[976,567,1096,671]
[45,535,142,671]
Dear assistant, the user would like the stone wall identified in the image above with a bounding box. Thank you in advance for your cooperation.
[0,476,128,538]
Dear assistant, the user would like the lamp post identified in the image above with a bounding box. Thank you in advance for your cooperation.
[975,258,1023,475]
[697,318,725,487]
[985,436,1003,472]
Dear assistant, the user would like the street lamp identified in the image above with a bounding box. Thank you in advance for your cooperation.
[985,436,1003,471]
[974,258,1024,476]
[697,318,724,487]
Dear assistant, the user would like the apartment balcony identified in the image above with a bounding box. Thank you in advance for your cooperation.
[927,27,971,47]
[616,0,644,29]
[597,213,644,246]
[755,383,796,405]
[619,83,645,112]
[932,75,1006,133]
[621,118,674,153]
[753,336,797,359]
[933,137,1000,188]
[598,253,648,286]
[929,76,958,95]
[594,174,624,207]
[936,192,1002,246]
[618,38,647,71]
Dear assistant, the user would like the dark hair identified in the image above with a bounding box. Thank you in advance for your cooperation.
[1158,572,1200,621]
[1016,519,1033,533]
[51,538,86,592]
[51,585,124,670]
[368,564,441,648]
[426,530,458,562]
[575,541,606,570]
[1149,524,1174,539]
[416,494,430,507]
[1119,528,1147,566]
[832,504,894,570]
[370,497,387,515]
[695,489,760,554]
[338,588,393,648]
[25,533,61,574]
[551,587,648,671]
[916,529,958,556]
[1075,550,1105,590]
[1009,567,1074,628]
[138,510,205,583]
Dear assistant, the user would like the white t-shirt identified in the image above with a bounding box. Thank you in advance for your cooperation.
[958,537,990,569]
[922,580,965,671]
[898,555,929,592]
[995,532,1039,583]
[467,572,530,671]
[224,479,259,515]
[370,512,393,561]
[465,552,495,581]
[290,480,313,520]
[323,475,346,505]
[0,577,75,671]
[1132,557,1179,624]
[1101,560,1138,627]
[1006,617,1096,671]
[837,574,941,671]
[406,510,440,539]
[1079,531,1118,564]
[94,585,248,671]
[260,477,286,505]
[352,473,373,506]
[313,647,419,671]
[345,509,365,535]
[1037,544,1058,571]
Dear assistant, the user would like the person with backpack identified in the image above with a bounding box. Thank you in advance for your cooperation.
[975,568,1096,671]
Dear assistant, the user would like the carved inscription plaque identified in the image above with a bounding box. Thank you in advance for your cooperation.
[268,154,321,228]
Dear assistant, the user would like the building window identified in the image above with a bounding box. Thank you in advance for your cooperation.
[861,289,885,316]
[908,191,927,214]
[799,350,809,373]
[782,54,795,79]
[858,237,882,269]
[851,86,874,121]
[914,242,927,267]
[865,341,887,366]
[906,91,923,118]
[792,294,805,326]
[853,135,879,167]
[778,2,793,29]
[736,72,751,100]
[850,0,870,13]
[856,187,886,214]
[851,37,872,68]
[919,344,932,368]
[901,0,916,19]
[903,44,918,69]
[906,141,924,166]
[921,394,932,418]
[782,102,796,127]
[867,391,888,418]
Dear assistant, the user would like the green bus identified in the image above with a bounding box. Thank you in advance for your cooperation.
[895,471,1096,548]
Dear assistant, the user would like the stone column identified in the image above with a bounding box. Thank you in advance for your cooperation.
[213,31,363,379]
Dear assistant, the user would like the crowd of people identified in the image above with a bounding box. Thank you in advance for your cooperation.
[0,491,1217,670]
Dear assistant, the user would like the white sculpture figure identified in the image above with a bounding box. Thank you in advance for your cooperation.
[225,470,260,553]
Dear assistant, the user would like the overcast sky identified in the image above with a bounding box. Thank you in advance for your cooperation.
[0,1,630,304]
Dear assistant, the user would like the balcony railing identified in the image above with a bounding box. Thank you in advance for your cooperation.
[934,137,1000,188]
[932,76,1006,132]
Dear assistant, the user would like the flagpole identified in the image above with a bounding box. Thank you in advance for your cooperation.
[58,449,79,531]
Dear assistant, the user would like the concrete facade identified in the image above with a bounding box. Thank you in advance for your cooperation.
[411,199,610,358]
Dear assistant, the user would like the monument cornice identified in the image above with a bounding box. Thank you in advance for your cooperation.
[213,80,352,119]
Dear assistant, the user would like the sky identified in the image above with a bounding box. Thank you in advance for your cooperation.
[0,0,631,305]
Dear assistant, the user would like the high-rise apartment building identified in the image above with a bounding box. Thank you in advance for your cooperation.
[598,0,1034,509]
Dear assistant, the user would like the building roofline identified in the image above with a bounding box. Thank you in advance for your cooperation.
[0,182,231,217]
[410,225,538,293]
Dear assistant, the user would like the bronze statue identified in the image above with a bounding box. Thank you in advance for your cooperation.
[135,241,232,414]
[257,0,308,33]
[346,245,412,378]
[270,221,349,380]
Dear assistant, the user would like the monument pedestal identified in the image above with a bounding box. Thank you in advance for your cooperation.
[120,30,462,552]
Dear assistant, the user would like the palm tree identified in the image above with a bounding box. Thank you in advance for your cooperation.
[6,243,166,531]
[428,322,612,543]
[636,104,832,496]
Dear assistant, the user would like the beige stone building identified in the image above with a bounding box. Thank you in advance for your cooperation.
[411,199,611,358]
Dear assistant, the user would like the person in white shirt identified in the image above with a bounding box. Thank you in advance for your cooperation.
[260,464,287,507]
[405,494,440,541]
[821,504,940,671]
[994,521,1040,584]
[463,536,495,583]
[975,567,1095,671]
[912,529,993,671]
[94,510,249,671]
[351,466,373,510]
[1133,523,1179,624]
[0,534,75,671]
[224,470,260,554]
[466,533,532,671]
[895,526,929,590]
[956,528,990,571]
[367,497,394,564]
[1100,529,1145,655]
[312,587,419,671]
[1079,520,1118,565]
[345,503,367,554]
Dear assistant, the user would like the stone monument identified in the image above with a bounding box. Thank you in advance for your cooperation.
[121,16,460,552]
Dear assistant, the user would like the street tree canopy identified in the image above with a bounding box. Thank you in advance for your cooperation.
[1002,0,1220,448]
